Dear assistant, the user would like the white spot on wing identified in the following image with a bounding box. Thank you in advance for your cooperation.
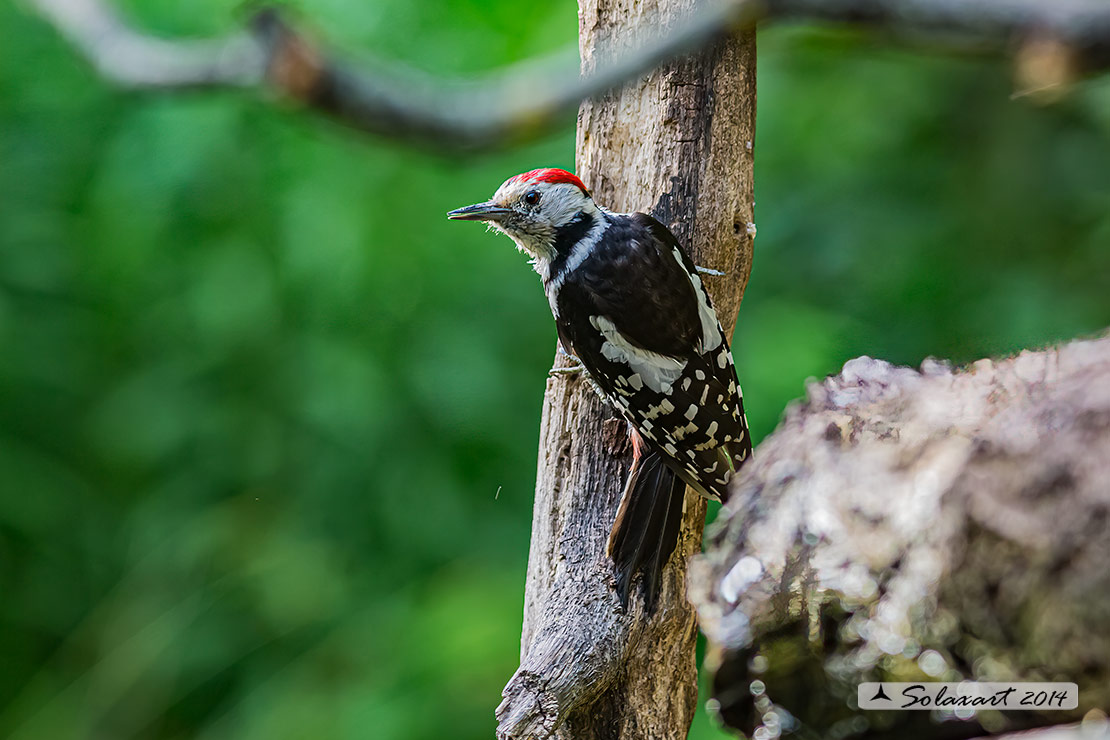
[671,247,723,353]
[590,315,686,393]
[673,421,698,440]
[684,404,698,421]
[643,398,676,420]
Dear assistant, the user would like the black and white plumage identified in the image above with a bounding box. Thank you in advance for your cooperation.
[449,168,751,606]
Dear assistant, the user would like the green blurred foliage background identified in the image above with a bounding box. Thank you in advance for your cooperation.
[1,0,1107,738]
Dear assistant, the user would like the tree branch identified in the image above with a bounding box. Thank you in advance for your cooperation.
[26,0,752,150]
[689,335,1110,739]
[26,0,1110,152]
[770,0,1110,50]
[31,0,266,88]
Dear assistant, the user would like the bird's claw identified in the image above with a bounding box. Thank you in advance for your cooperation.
[551,344,587,377]
[549,362,586,377]
[550,358,606,400]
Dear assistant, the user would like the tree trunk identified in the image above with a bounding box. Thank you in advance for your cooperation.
[495,2,756,739]
[689,337,1110,740]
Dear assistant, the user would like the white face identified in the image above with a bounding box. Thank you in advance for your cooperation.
[450,176,596,272]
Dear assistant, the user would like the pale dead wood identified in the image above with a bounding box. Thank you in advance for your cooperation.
[494,1,756,738]
[689,336,1110,739]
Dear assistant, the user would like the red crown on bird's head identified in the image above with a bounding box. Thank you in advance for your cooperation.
[509,168,590,196]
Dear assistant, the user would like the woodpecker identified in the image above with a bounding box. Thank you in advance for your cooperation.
[449,168,751,607]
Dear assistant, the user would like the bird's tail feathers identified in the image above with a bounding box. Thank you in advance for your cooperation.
[607,448,686,610]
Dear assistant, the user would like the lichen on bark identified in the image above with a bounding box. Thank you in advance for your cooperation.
[690,337,1110,740]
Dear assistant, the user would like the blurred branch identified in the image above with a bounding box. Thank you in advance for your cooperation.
[770,0,1110,99]
[31,0,266,88]
[26,0,752,150]
[30,0,1110,152]
[770,0,1110,53]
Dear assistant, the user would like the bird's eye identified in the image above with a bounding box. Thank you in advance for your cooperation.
[524,190,540,206]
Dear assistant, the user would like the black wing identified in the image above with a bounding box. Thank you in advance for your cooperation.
[554,212,750,500]
[566,214,703,357]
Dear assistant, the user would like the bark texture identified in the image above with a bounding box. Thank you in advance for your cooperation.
[689,336,1110,740]
[494,2,756,738]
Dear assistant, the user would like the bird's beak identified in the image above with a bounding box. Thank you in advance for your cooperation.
[447,202,513,222]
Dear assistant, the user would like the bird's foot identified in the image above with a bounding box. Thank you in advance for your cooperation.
[549,364,586,377]
[549,358,607,400]
[549,356,586,377]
